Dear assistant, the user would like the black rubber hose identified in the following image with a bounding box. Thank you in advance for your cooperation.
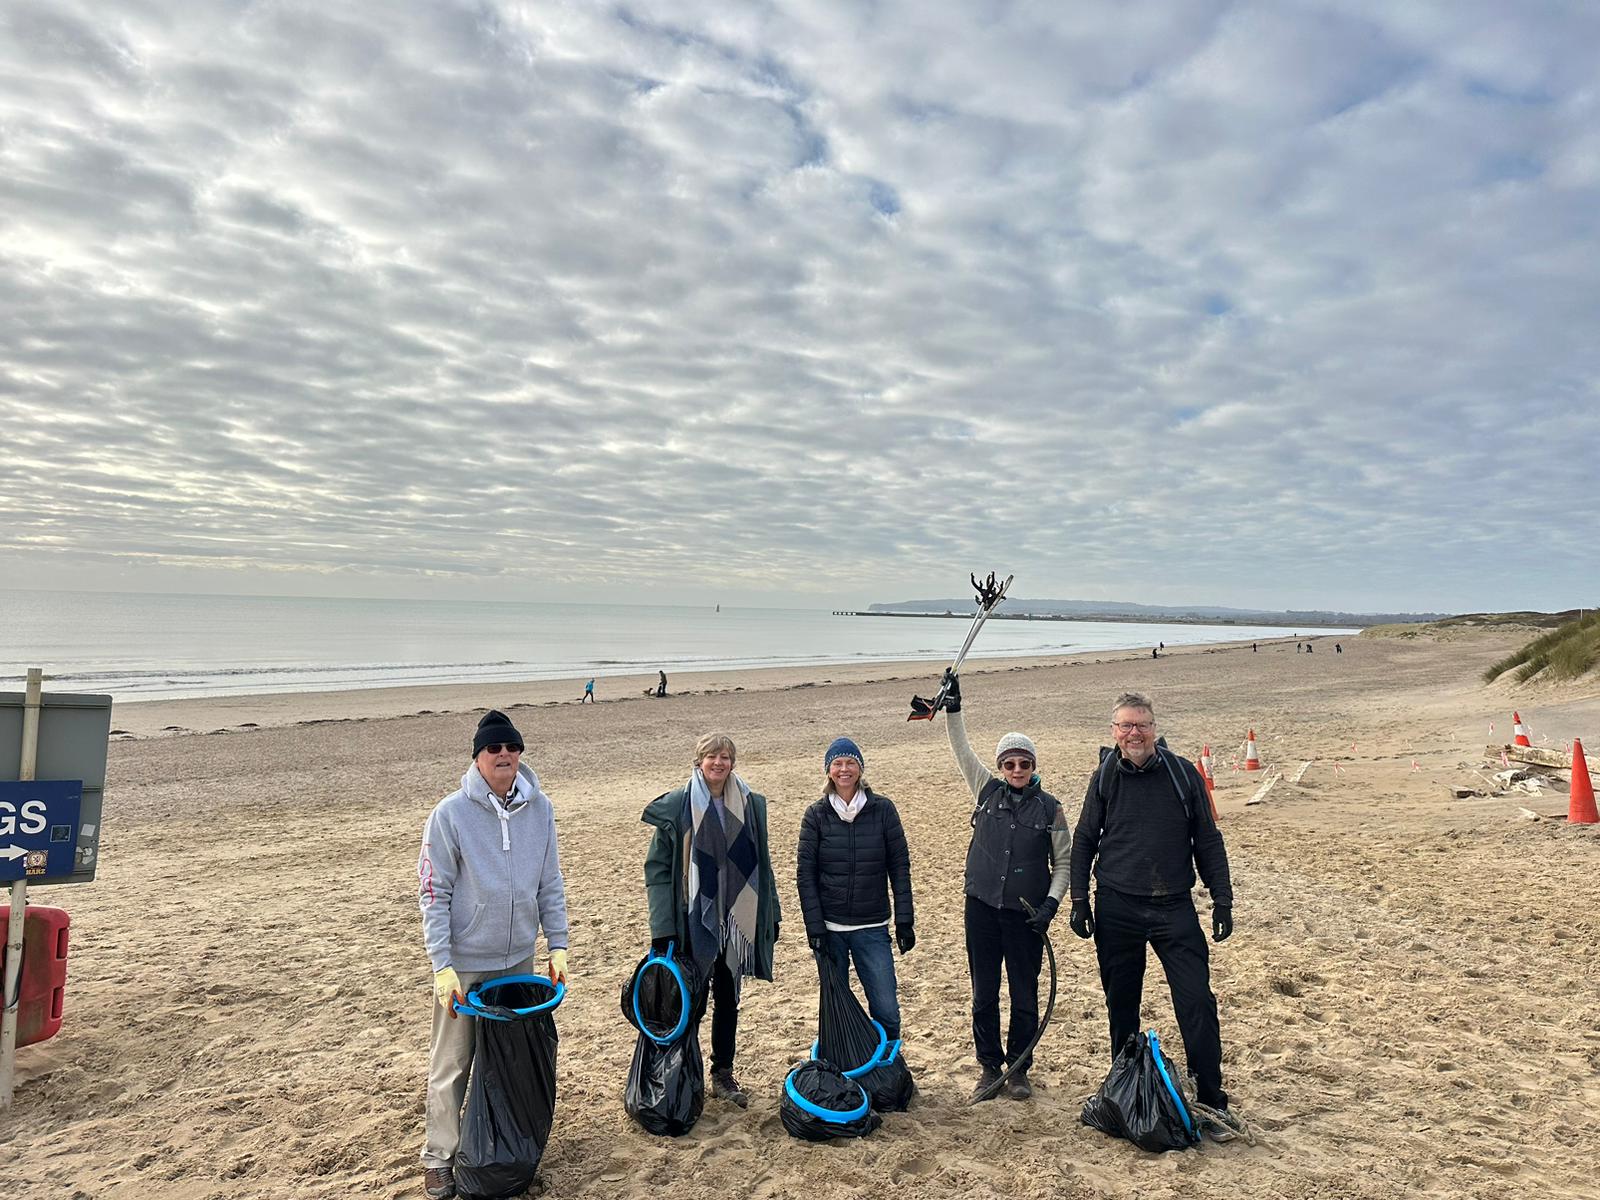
[970,897,1059,1104]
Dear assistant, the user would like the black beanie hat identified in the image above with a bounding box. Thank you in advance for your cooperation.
[472,710,524,757]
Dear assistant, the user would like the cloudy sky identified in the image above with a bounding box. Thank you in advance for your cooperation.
[2,1,1595,614]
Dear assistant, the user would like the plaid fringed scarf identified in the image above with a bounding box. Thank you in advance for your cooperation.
[686,768,761,979]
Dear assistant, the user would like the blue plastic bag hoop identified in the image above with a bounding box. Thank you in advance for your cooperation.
[809,1021,892,1079]
[1147,1031,1196,1138]
[783,1066,871,1123]
[454,973,565,1020]
[633,941,691,1045]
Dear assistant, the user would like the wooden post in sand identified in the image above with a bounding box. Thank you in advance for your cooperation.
[1,668,43,1109]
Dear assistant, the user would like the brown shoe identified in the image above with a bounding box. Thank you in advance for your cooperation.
[423,1166,455,1199]
[971,1064,1003,1103]
[711,1068,749,1108]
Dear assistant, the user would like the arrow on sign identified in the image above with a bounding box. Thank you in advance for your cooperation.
[0,846,25,862]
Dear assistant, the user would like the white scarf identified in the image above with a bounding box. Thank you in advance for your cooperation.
[829,789,867,823]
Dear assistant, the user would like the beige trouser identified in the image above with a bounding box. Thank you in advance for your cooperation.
[421,956,539,1167]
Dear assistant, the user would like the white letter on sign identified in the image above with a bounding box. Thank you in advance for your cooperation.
[19,800,47,835]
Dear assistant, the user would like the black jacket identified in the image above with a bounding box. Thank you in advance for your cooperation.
[1070,742,1233,906]
[796,789,914,938]
[964,776,1066,912]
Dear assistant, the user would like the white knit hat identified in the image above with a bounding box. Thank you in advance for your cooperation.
[995,732,1038,765]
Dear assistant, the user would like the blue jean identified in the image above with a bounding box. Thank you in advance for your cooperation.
[823,925,901,1041]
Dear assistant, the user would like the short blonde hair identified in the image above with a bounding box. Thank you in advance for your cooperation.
[694,732,737,767]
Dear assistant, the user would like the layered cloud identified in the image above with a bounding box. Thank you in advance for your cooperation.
[1,1,1595,611]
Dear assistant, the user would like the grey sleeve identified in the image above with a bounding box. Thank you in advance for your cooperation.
[419,807,458,972]
[947,710,993,801]
[1047,807,1072,902]
[537,807,570,950]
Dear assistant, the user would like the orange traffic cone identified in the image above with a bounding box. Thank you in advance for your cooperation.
[1570,739,1598,825]
[1512,712,1532,747]
[1198,747,1219,820]
[1243,730,1261,771]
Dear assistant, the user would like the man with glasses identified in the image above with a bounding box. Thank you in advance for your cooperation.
[418,710,570,1200]
[940,671,1070,1102]
[1069,691,1237,1123]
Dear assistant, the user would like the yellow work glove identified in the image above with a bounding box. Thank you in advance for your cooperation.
[548,949,568,983]
[433,967,463,1014]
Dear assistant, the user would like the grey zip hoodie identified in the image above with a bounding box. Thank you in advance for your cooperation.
[418,761,569,973]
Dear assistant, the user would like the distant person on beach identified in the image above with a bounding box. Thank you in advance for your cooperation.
[940,671,1070,1102]
[1306,643,1313,654]
[1151,647,1159,659]
[1069,691,1239,1127]
[1252,643,1258,652]
[1335,643,1342,654]
[581,678,595,703]
[642,732,781,1109]
[657,670,668,697]
[418,710,569,1200]
[796,737,915,1043]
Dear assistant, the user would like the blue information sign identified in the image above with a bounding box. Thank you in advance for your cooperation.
[0,780,82,883]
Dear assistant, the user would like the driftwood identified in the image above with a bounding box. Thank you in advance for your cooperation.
[1245,773,1279,806]
[1484,743,1594,773]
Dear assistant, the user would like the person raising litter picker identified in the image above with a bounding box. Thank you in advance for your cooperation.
[1069,691,1240,1130]
[941,671,1070,1101]
[642,732,781,1109]
[418,710,569,1200]
[796,736,915,1042]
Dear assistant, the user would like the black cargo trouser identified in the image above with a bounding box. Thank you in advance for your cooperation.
[965,894,1044,1073]
[1093,886,1228,1108]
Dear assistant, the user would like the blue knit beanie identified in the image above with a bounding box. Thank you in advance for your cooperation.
[824,736,864,771]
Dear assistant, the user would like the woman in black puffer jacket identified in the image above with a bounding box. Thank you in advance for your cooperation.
[795,737,915,1039]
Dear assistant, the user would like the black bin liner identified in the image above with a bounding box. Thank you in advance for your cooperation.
[620,943,707,1137]
[814,952,914,1112]
[455,975,562,1200]
[781,1061,882,1142]
[1081,1030,1200,1153]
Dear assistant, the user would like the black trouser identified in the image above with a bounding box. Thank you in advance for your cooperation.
[965,894,1044,1073]
[1093,887,1227,1108]
[693,957,739,1074]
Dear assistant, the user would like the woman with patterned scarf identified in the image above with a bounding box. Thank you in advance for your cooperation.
[642,732,781,1108]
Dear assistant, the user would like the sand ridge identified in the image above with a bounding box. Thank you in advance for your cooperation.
[5,631,1600,1199]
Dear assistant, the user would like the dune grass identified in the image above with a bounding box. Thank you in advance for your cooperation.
[1482,611,1600,683]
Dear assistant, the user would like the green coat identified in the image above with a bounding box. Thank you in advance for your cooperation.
[642,784,782,982]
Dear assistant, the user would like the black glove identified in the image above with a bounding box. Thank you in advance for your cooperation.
[941,669,962,713]
[1069,898,1094,939]
[807,932,827,952]
[650,935,673,956]
[1212,905,1233,942]
[895,923,915,954]
[1026,896,1058,934]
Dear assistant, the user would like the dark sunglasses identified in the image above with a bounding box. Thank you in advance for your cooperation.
[999,757,1035,771]
[482,743,523,755]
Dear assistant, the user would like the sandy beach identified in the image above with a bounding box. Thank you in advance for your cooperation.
[5,629,1600,1200]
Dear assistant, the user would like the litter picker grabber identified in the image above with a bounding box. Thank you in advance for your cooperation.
[908,571,1013,720]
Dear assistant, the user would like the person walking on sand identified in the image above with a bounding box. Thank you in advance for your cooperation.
[581,678,595,703]
[940,671,1070,1102]
[657,670,668,697]
[796,737,915,1042]
[642,732,781,1109]
[1069,691,1239,1127]
[418,710,569,1200]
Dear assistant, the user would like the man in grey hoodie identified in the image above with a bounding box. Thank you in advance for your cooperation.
[418,710,569,1200]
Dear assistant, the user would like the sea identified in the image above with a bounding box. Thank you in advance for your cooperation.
[0,589,1353,703]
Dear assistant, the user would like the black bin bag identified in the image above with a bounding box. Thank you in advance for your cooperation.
[814,952,914,1112]
[620,942,707,1137]
[781,1061,882,1142]
[454,974,563,1200]
[1081,1030,1200,1153]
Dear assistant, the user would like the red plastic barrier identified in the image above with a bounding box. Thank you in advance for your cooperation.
[0,905,70,1047]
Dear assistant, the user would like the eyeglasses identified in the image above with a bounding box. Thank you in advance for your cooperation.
[999,758,1035,771]
[482,743,523,755]
[1111,722,1154,733]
